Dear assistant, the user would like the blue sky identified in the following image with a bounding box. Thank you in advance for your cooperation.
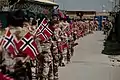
[55,0,114,11]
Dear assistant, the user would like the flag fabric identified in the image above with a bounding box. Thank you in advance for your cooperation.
[0,72,14,80]
[18,32,39,60]
[2,29,19,57]
[35,18,53,41]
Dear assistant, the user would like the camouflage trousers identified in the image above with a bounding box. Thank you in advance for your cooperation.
[66,44,74,63]
[59,49,67,66]
[39,52,53,80]
[52,53,59,80]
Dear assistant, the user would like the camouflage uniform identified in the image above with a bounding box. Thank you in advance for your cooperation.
[72,21,78,41]
[53,23,63,66]
[51,39,59,80]
[60,30,68,66]
[39,41,53,80]
[1,27,22,74]
[67,34,74,63]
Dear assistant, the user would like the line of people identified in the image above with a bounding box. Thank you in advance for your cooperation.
[35,18,99,80]
[0,10,99,80]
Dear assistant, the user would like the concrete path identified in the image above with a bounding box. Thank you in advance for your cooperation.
[59,31,120,80]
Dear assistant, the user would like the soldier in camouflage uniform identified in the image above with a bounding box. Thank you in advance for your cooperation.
[52,20,63,67]
[50,20,60,80]
[38,40,53,80]
[67,32,74,63]
[27,18,52,80]
[29,17,54,80]
[51,38,59,80]
[58,19,65,66]
[59,19,69,66]
[63,20,72,64]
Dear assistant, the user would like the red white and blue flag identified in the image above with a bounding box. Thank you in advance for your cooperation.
[2,29,19,57]
[35,18,53,41]
[18,32,39,60]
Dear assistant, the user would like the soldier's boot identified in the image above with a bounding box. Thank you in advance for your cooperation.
[61,51,67,67]
[54,76,59,80]
[54,71,59,80]
[53,61,59,80]
[61,54,65,67]
[59,54,63,67]
[61,59,65,67]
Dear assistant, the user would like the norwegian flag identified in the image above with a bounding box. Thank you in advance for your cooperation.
[18,32,39,60]
[2,29,19,57]
[35,18,53,41]
[0,72,14,80]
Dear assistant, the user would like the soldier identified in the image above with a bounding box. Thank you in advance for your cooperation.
[1,27,26,80]
[63,20,72,64]
[38,40,53,80]
[72,20,78,41]
[22,18,34,80]
[58,19,66,66]
[51,38,59,80]
[50,20,60,80]
[51,20,62,67]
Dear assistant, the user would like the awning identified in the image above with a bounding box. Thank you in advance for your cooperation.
[34,0,58,6]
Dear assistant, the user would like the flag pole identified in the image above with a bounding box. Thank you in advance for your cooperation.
[22,56,30,63]
[33,18,45,36]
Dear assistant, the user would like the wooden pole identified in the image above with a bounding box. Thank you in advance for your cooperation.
[22,56,30,63]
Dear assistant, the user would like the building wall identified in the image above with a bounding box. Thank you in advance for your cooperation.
[66,11,110,19]
[82,14,96,19]
[66,11,96,19]
[96,12,110,16]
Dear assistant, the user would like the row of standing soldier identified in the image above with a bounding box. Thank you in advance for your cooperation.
[0,13,99,80]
